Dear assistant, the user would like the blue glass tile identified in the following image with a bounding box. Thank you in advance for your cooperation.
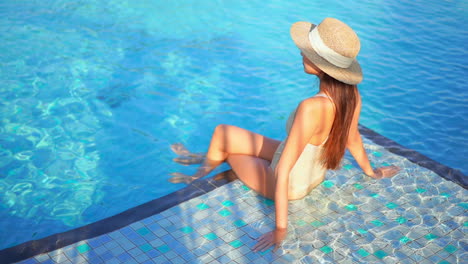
[444,245,458,253]
[157,245,170,253]
[135,253,150,263]
[415,188,427,193]
[139,243,153,253]
[196,203,210,210]
[222,200,235,207]
[322,180,334,188]
[320,246,333,254]
[100,235,114,243]
[87,238,103,248]
[219,209,232,216]
[76,243,91,254]
[110,246,125,256]
[219,255,232,263]
[357,228,368,234]
[63,248,79,259]
[137,227,150,236]
[233,219,247,227]
[85,256,103,264]
[354,183,364,189]
[262,198,274,206]
[374,250,388,259]
[100,251,113,261]
[370,220,384,227]
[117,252,132,262]
[17,259,38,264]
[357,248,370,257]
[311,220,325,227]
[180,226,194,234]
[146,249,161,258]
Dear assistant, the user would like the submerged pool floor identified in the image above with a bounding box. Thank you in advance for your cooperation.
[9,134,468,264]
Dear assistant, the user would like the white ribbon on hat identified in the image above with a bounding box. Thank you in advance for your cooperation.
[308,27,354,68]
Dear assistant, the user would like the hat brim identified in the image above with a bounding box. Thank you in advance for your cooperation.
[290,21,363,85]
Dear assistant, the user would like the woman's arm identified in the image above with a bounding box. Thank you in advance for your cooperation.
[274,98,327,227]
[254,97,329,251]
[346,93,376,176]
[347,94,400,178]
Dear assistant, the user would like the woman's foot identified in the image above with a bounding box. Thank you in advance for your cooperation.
[171,143,204,158]
[168,172,196,184]
[213,169,238,182]
[173,156,204,165]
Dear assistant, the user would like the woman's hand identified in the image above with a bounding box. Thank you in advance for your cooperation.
[369,165,400,179]
[253,228,287,252]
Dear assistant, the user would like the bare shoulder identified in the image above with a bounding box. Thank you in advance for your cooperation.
[298,96,334,114]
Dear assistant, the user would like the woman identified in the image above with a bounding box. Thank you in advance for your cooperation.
[169,18,400,252]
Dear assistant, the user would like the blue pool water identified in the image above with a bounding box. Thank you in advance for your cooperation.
[0,0,466,250]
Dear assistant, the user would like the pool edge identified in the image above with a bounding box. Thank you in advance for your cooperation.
[358,124,466,188]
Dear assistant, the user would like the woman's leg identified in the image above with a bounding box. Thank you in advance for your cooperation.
[169,124,281,185]
[227,154,276,200]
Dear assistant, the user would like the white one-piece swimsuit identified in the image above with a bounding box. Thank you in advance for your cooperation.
[269,93,331,199]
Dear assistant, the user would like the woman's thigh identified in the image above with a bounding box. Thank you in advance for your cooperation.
[213,124,281,162]
[227,154,276,200]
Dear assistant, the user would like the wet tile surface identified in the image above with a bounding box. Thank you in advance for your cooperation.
[15,138,467,263]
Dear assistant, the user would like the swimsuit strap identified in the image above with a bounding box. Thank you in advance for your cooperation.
[314,92,332,100]
[314,93,332,146]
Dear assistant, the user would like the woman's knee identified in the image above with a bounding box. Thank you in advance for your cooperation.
[213,124,229,138]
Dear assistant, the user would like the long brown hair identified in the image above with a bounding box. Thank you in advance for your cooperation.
[320,73,358,170]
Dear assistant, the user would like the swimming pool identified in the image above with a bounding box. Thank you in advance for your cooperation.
[0,0,466,251]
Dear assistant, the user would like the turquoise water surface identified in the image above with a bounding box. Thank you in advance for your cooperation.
[0,0,466,250]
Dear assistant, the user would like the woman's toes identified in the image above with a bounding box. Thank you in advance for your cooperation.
[173,156,204,165]
[168,174,193,184]
[171,143,190,155]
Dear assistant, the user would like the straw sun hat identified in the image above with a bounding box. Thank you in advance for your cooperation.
[290,17,362,85]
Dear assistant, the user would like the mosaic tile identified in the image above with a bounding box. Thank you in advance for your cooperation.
[416,188,427,193]
[218,209,232,217]
[425,233,438,240]
[156,244,170,254]
[222,200,235,207]
[203,232,218,241]
[196,203,210,210]
[370,219,385,227]
[444,244,458,253]
[400,236,412,244]
[344,204,358,211]
[322,180,334,188]
[320,245,333,254]
[353,183,364,190]
[233,219,247,227]
[356,248,370,257]
[311,220,326,228]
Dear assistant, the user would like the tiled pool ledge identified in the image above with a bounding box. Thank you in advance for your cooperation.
[1,125,466,263]
[358,125,466,189]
